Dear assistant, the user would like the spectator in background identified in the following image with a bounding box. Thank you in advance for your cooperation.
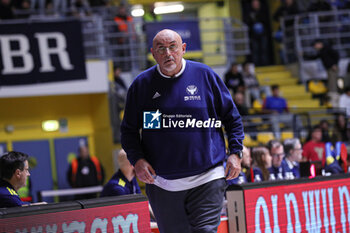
[273,0,300,63]
[339,87,350,117]
[143,3,162,23]
[308,79,328,105]
[241,61,271,106]
[0,151,30,208]
[242,61,260,105]
[249,147,271,182]
[319,119,331,142]
[234,92,249,116]
[273,0,300,28]
[114,4,134,71]
[241,146,252,179]
[303,39,340,107]
[70,0,91,17]
[324,141,345,174]
[282,138,302,179]
[67,145,105,199]
[267,140,285,180]
[263,84,288,114]
[243,0,271,66]
[307,0,331,12]
[331,114,350,143]
[224,63,244,94]
[342,63,350,90]
[302,125,326,166]
[113,65,127,102]
[0,0,14,20]
[101,149,140,197]
[111,65,128,143]
[12,0,30,12]
[263,84,289,139]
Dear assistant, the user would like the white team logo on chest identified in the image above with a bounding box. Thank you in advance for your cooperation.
[184,85,201,101]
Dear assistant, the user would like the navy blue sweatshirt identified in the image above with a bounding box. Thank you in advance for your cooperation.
[101,170,141,197]
[0,179,24,208]
[121,60,244,179]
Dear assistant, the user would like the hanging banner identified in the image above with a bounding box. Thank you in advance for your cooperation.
[145,20,201,51]
[0,20,86,86]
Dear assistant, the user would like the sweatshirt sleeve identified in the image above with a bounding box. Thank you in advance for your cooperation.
[120,81,145,166]
[212,71,244,154]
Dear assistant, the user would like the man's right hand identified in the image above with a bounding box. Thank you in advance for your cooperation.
[134,159,156,184]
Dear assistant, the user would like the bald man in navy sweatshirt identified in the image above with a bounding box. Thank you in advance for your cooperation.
[121,29,244,233]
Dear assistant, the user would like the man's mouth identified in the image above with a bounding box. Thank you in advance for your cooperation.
[164,58,174,64]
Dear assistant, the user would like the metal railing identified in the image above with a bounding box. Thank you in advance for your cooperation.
[281,10,350,83]
[9,8,250,71]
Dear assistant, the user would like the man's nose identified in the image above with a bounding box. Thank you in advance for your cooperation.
[164,47,171,55]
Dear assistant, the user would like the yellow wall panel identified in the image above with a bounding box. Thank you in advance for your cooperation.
[90,93,115,180]
[0,95,94,141]
[0,93,115,184]
[199,3,229,66]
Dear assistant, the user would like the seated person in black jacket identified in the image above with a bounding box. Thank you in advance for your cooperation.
[0,151,30,208]
[224,63,244,94]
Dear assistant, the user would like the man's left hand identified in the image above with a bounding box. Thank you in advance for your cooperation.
[225,153,241,180]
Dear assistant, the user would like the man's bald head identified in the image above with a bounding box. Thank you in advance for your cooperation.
[151,29,186,77]
[152,29,183,48]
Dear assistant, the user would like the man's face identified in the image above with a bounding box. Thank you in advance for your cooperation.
[79,146,90,159]
[272,88,279,97]
[151,30,186,76]
[18,160,30,189]
[291,142,303,162]
[231,65,238,73]
[312,128,322,142]
[314,42,323,50]
[271,145,284,168]
[242,147,252,168]
[252,0,260,10]
[263,151,272,168]
[234,93,245,105]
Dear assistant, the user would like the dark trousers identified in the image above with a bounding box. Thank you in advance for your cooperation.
[146,178,227,233]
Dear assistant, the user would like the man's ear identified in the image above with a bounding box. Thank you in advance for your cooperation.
[14,169,21,178]
[151,47,155,59]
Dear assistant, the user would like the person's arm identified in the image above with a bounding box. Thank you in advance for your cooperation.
[103,184,127,197]
[67,164,74,187]
[121,80,156,184]
[100,163,105,185]
[303,52,319,60]
[121,83,145,166]
[0,194,24,208]
[212,72,244,179]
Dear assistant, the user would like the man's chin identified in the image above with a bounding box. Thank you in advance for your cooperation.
[162,65,177,74]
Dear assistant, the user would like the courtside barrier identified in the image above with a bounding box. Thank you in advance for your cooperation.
[37,185,103,202]
[227,173,350,232]
[0,194,150,232]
